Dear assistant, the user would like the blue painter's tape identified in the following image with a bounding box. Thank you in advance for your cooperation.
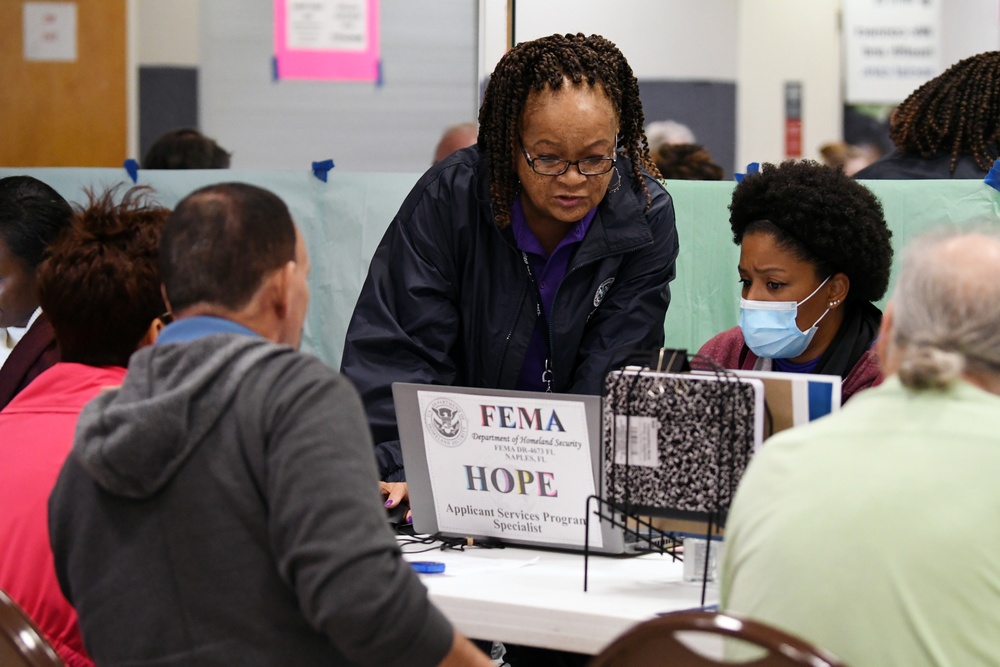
[311,159,335,183]
[123,159,139,184]
[734,162,761,184]
[376,60,383,87]
[272,55,279,82]
[984,159,1000,193]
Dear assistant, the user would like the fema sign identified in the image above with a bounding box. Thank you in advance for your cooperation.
[415,389,602,547]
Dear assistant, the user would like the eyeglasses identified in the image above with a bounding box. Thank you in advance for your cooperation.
[159,311,174,325]
[520,140,618,177]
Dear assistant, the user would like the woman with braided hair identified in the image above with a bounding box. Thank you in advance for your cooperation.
[342,33,678,495]
[854,50,1000,179]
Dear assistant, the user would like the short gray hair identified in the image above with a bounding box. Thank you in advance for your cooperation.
[891,228,1000,389]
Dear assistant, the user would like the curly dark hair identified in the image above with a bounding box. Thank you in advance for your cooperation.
[38,186,168,367]
[655,143,724,181]
[890,50,1000,173]
[478,33,660,229]
[729,160,893,303]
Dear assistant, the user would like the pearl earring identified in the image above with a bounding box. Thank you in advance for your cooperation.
[828,299,840,307]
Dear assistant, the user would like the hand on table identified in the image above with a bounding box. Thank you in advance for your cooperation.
[380,481,412,524]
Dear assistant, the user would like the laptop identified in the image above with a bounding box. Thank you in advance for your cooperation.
[393,382,637,554]
[393,376,765,554]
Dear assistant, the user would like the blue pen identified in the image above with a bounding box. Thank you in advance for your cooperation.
[410,561,446,574]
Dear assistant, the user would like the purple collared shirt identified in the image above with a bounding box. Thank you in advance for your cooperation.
[510,197,597,391]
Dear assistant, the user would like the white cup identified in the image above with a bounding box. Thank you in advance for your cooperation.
[682,537,721,582]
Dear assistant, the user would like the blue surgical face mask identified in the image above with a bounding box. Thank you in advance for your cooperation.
[738,277,832,359]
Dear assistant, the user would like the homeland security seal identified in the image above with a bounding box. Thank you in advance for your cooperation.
[593,277,615,307]
[424,397,468,447]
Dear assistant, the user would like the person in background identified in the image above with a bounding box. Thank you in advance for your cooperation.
[142,127,232,169]
[722,228,1000,667]
[0,187,170,667]
[697,160,893,403]
[644,119,696,153]
[0,175,73,410]
[49,182,491,667]
[654,143,724,180]
[342,32,678,490]
[854,50,1000,179]
[818,141,880,177]
[433,122,479,164]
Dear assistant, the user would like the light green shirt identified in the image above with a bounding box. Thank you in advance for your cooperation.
[722,376,1000,667]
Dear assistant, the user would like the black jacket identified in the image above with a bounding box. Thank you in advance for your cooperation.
[853,149,990,179]
[341,145,679,481]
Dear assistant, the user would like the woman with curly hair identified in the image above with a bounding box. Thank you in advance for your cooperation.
[854,50,1000,179]
[698,160,893,402]
[342,33,678,486]
[0,186,169,667]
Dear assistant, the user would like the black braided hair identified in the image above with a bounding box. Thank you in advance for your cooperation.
[890,50,1000,173]
[478,33,660,229]
[729,160,893,304]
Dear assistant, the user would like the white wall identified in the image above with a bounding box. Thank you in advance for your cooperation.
[136,0,200,66]
[736,0,843,168]
[479,0,741,171]
[941,0,1000,68]
[478,0,508,82]
[489,0,739,81]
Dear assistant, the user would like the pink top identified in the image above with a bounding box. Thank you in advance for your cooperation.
[697,326,883,403]
[0,362,127,667]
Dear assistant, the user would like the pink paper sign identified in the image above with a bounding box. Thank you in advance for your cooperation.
[274,0,380,82]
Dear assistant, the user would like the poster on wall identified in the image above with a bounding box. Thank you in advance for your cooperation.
[23,1,77,62]
[843,0,941,104]
[273,0,380,82]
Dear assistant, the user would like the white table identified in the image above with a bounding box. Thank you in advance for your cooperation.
[401,541,719,655]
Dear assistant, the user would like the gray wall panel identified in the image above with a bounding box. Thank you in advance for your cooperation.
[199,0,479,172]
[139,66,199,162]
[639,80,737,178]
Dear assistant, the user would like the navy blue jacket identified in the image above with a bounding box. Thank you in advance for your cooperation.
[853,148,990,179]
[341,146,679,481]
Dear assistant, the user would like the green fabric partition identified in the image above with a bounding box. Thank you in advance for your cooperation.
[665,178,1000,356]
[2,168,997,370]
[0,168,418,367]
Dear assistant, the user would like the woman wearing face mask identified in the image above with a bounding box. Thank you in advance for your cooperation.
[697,160,893,402]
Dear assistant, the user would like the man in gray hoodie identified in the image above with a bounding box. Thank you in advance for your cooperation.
[48,183,491,667]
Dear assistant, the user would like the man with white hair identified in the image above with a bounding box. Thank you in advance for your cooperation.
[644,119,696,153]
[720,228,1000,667]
